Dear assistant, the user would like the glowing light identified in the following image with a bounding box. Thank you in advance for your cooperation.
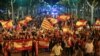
[36,4,66,17]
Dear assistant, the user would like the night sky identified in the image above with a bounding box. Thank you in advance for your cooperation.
[44,0,60,4]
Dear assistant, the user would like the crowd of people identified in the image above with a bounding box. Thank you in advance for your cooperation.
[0,15,100,56]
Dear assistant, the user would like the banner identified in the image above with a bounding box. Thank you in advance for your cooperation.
[6,39,33,52]
[38,40,49,48]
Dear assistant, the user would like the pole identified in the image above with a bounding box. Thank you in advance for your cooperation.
[11,0,15,20]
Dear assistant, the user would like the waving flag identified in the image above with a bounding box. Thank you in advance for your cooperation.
[0,20,13,29]
[93,19,100,30]
[76,20,87,27]
[6,20,13,28]
[0,20,7,28]
[62,26,70,33]
[95,19,100,26]
[18,20,27,26]
[57,14,70,21]
[48,18,58,24]
[25,16,32,22]
[41,18,53,30]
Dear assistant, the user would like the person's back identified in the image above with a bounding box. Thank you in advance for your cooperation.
[52,43,63,56]
[85,42,93,53]
[85,39,94,56]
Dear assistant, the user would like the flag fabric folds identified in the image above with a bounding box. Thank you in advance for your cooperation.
[76,20,87,27]
[57,14,70,21]
[25,16,32,22]
[95,19,100,26]
[0,20,13,29]
[93,19,100,30]
[18,20,27,26]
[48,17,58,24]
[41,18,53,30]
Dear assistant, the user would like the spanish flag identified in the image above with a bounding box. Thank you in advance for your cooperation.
[76,20,87,27]
[41,18,53,30]
[57,14,70,21]
[18,20,27,26]
[48,18,58,24]
[6,20,13,28]
[95,19,100,26]
[25,16,32,22]
[0,20,7,28]
[0,20,13,29]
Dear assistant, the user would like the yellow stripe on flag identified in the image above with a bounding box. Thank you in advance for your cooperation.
[41,18,53,30]
[0,20,13,29]
[6,20,13,28]
[0,21,7,28]
[95,19,100,25]
[76,20,87,26]
[49,18,57,24]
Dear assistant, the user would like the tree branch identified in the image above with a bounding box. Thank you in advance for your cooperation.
[73,3,76,7]
[94,2,98,7]
[92,0,96,5]
[86,0,92,7]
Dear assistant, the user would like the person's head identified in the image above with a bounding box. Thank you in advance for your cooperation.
[88,38,92,43]
[56,42,60,46]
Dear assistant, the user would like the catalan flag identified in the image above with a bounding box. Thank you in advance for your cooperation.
[41,18,53,30]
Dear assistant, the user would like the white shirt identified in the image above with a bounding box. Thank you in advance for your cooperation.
[52,45,63,55]
[85,42,94,53]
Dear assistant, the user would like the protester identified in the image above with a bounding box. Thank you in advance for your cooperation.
[85,38,94,56]
[0,15,99,56]
[52,42,63,56]
[64,35,73,56]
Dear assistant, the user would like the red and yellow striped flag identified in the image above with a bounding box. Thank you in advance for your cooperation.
[41,18,53,30]
[49,18,58,24]
[18,20,27,26]
[0,20,7,28]
[57,14,71,21]
[0,20,13,29]
[25,16,32,22]
[95,19,100,26]
[6,20,13,28]
[76,20,87,27]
